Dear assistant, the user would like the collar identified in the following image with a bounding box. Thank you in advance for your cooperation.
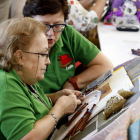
[10,69,26,87]
[50,35,64,57]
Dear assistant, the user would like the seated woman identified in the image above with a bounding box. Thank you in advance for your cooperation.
[0,17,83,140]
[67,0,108,31]
[23,0,113,94]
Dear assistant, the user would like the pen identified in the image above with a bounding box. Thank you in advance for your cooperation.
[82,74,112,96]
[79,104,96,131]
[83,85,99,95]
[65,102,88,127]
[99,74,112,86]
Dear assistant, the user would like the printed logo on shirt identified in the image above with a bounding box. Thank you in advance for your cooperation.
[58,54,73,70]
[66,64,74,70]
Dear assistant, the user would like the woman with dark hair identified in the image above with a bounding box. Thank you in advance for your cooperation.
[23,0,108,31]
[23,0,113,95]
[0,17,82,140]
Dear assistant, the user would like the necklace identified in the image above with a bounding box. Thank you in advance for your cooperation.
[28,85,51,110]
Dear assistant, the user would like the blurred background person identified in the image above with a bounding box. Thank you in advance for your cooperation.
[0,0,108,31]
[0,0,26,23]
[67,0,108,31]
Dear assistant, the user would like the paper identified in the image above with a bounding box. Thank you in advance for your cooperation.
[99,67,133,91]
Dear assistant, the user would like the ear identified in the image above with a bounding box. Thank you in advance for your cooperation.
[14,50,24,65]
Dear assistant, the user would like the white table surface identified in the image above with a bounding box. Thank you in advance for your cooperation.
[97,22,140,67]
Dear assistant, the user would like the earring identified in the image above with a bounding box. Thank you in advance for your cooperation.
[18,64,21,71]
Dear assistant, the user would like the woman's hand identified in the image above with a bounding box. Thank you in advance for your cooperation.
[54,94,82,116]
[47,89,85,104]
[57,89,85,101]
[59,89,81,97]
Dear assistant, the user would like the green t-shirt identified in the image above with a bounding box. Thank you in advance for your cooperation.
[39,25,100,94]
[0,69,52,140]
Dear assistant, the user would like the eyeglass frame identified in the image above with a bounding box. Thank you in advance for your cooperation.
[22,51,49,59]
[44,23,67,32]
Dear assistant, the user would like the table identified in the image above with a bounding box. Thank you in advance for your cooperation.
[51,57,140,140]
[97,22,140,67]
[51,23,140,140]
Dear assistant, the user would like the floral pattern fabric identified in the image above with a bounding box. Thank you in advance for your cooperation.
[66,0,98,31]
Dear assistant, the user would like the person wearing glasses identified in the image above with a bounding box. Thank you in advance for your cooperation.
[23,0,113,95]
[0,17,83,140]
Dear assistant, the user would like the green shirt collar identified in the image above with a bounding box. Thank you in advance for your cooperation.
[10,69,26,87]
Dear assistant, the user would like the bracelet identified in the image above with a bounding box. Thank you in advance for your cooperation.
[90,0,95,4]
[48,113,58,128]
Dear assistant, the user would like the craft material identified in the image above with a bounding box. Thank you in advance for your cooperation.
[83,85,99,95]
[79,104,96,131]
[103,94,126,120]
[99,83,112,100]
[77,92,85,99]
[83,74,112,95]
[50,67,134,140]
[118,89,134,99]
[66,108,89,137]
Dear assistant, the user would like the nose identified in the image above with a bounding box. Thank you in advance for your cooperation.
[46,27,54,36]
[45,57,50,65]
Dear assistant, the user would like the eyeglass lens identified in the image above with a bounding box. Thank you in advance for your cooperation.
[45,24,65,32]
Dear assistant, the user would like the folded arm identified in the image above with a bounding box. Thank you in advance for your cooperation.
[80,0,108,21]
[63,51,113,90]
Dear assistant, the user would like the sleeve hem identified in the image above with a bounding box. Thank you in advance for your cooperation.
[82,48,100,65]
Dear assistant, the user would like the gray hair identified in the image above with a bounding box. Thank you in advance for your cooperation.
[0,17,46,72]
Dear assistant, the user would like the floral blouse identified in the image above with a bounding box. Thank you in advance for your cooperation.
[66,0,98,31]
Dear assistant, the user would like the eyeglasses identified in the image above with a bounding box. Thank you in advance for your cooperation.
[44,24,67,32]
[23,51,49,59]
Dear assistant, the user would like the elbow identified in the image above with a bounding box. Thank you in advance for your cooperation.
[104,60,114,72]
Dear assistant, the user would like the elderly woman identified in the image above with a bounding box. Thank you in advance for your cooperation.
[23,0,113,94]
[0,17,82,140]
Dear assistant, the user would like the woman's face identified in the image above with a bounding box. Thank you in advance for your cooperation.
[21,33,50,85]
[33,10,65,50]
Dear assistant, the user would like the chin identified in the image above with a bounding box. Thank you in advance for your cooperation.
[37,75,44,81]
[48,44,53,49]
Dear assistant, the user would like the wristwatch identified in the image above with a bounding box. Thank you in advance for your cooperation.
[69,76,80,90]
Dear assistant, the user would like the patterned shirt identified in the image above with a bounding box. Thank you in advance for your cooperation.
[66,0,98,31]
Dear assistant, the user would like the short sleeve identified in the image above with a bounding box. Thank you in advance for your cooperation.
[63,25,100,65]
[66,0,98,31]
